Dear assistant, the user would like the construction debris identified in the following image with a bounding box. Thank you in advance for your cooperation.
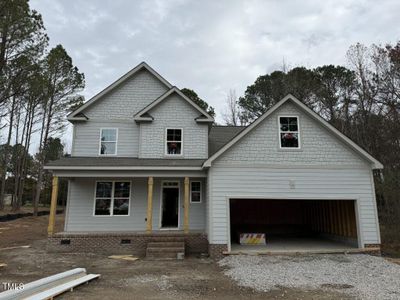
[0,245,30,251]
[108,255,138,261]
[0,263,7,268]
[0,267,100,300]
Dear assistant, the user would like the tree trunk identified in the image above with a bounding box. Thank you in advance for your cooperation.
[0,96,16,210]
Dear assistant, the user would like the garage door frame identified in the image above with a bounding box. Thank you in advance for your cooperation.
[225,196,362,252]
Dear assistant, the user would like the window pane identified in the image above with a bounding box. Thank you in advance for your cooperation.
[191,182,201,192]
[167,129,181,141]
[101,142,116,154]
[191,192,201,202]
[280,133,299,148]
[289,118,298,131]
[167,141,181,155]
[95,198,111,215]
[96,182,112,198]
[101,129,116,141]
[113,198,129,215]
[114,182,130,198]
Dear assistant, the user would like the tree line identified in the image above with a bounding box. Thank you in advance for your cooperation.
[0,0,84,213]
[223,42,400,253]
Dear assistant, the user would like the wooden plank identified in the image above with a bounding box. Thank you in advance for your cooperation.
[47,176,59,236]
[146,177,154,233]
[183,177,190,233]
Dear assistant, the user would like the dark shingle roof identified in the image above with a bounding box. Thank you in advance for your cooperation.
[208,126,246,156]
[46,157,205,167]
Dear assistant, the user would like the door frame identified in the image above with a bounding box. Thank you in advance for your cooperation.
[159,180,181,230]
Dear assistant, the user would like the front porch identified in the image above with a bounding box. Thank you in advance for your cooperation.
[45,168,209,257]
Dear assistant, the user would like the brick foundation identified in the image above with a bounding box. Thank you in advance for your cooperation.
[47,232,208,256]
[208,244,228,259]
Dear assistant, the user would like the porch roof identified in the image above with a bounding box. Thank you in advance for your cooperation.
[44,157,205,170]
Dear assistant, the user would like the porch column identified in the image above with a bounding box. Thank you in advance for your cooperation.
[47,176,59,236]
[184,177,190,233]
[146,177,154,233]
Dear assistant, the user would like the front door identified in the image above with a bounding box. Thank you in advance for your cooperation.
[161,182,179,228]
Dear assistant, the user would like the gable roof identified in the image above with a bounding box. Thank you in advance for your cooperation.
[67,62,173,121]
[203,94,383,169]
[134,86,214,123]
[209,126,246,156]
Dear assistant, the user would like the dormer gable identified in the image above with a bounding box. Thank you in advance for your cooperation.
[134,87,214,123]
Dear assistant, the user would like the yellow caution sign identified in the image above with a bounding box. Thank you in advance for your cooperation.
[239,233,266,245]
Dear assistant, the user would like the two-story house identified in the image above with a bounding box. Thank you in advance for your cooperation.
[45,62,383,259]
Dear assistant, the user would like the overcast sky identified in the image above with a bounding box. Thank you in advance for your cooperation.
[29,0,399,150]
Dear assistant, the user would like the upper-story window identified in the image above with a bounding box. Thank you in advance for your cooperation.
[100,128,117,155]
[279,116,300,148]
[166,128,182,155]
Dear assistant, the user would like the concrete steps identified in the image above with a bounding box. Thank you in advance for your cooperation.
[146,239,185,260]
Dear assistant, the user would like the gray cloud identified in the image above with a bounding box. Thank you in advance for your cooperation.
[30,0,400,147]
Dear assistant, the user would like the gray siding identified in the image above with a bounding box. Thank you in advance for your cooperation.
[208,167,380,246]
[216,102,368,166]
[208,102,380,246]
[65,177,206,232]
[72,121,139,156]
[139,94,209,159]
[82,69,168,120]
[72,69,168,157]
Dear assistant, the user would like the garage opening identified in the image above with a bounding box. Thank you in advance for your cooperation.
[229,199,359,252]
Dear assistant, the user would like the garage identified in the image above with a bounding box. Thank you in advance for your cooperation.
[229,199,359,252]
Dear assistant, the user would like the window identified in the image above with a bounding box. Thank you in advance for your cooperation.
[190,181,201,203]
[94,181,130,216]
[100,128,117,155]
[279,116,300,148]
[166,128,182,155]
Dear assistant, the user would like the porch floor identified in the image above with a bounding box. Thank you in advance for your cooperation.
[229,236,358,254]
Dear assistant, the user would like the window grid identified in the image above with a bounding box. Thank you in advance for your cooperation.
[94,181,130,216]
[190,181,202,203]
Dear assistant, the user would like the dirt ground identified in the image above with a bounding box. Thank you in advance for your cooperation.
[0,215,356,299]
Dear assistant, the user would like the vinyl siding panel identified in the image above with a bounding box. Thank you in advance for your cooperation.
[72,121,139,156]
[139,94,209,159]
[208,167,380,246]
[65,177,206,232]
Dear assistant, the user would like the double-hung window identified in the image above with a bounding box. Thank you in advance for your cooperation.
[279,116,300,148]
[190,181,201,203]
[166,128,182,155]
[100,128,117,155]
[94,181,130,216]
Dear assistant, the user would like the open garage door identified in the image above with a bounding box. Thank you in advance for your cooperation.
[229,199,359,252]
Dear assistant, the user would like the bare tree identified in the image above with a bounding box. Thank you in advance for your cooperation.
[223,89,245,126]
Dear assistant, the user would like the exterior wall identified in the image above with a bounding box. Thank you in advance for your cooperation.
[64,177,206,232]
[216,102,368,167]
[71,69,168,157]
[72,121,139,157]
[207,102,380,248]
[139,94,209,159]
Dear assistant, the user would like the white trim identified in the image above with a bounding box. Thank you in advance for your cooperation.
[44,166,204,171]
[278,115,301,149]
[98,128,118,156]
[190,181,202,203]
[93,180,132,217]
[67,62,173,120]
[165,128,183,157]
[159,180,181,230]
[134,87,214,123]
[369,170,382,244]
[203,94,383,169]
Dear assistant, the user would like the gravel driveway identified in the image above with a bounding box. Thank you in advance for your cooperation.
[219,254,400,300]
